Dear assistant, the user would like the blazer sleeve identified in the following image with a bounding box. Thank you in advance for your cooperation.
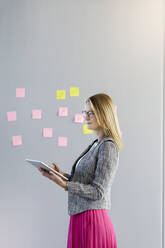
[65,141,119,200]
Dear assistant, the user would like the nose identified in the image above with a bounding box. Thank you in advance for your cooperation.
[85,115,90,120]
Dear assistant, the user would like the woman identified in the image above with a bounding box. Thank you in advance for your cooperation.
[39,93,123,248]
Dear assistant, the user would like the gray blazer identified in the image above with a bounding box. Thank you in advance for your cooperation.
[65,137,119,216]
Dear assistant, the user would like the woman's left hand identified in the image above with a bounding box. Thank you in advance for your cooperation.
[38,168,67,189]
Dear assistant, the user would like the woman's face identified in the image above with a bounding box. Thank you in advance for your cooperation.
[83,102,100,130]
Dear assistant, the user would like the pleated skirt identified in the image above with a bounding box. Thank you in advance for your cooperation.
[67,209,117,248]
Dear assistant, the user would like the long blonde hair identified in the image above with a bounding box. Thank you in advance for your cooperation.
[86,93,123,153]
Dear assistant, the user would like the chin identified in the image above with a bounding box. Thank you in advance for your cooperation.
[88,125,95,130]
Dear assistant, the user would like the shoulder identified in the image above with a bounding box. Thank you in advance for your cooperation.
[98,139,118,157]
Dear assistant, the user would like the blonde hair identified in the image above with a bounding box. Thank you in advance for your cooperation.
[86,93,123,153]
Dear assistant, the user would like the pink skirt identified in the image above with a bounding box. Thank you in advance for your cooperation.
[67,209,117,248]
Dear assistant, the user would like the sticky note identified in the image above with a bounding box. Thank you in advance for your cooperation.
[83,124,93,134]
[74,113,84,123]
[115,105,117,112]
[12,135,22,146]
[32,109,42,119]
[70,87,79,96]
[58,136,68,147]
[43,128,53,138]
[59,107,68,116]
[16,88,25,98]
[56,90,66,99]
[7,111,17,121]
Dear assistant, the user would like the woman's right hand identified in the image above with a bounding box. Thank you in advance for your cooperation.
[51,162,65,176]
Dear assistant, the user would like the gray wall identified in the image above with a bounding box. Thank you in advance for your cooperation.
[0,0,163,247]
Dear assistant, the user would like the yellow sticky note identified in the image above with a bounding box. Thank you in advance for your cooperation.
[83,124,93,134]
[70,87,79,96]
[56,90,66,99]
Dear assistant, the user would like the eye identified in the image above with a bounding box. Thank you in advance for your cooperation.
[88,111,95,117]
[82,110,95,118]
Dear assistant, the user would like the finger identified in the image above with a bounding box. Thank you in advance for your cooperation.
[39,168,47,173]
[39,168,45,173]
[41,169,51,177]
[43,172,53,181]
[52,163,56,168]
[52,164,59,171]
[49,164,54,169]
[52,162,58,167]
[49,171,56,176]
[49,171,60,182]
[49,171,59,179]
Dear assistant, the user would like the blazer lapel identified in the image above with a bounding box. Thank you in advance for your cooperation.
[70,139,98,179]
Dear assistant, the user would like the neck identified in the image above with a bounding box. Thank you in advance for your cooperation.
[95,128,106,142]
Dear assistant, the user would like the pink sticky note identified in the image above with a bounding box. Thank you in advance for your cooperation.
[43,128,53,138]
[32,109,42,119]
[16,88,25,98]
[12,135,22,146]
[58,136,67,147]
[74,113,84,123]
[59,107,68,116]
[115,105,117,112]
[7,111,17,121]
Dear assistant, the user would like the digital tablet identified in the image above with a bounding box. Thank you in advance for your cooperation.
[25,159,69,181]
